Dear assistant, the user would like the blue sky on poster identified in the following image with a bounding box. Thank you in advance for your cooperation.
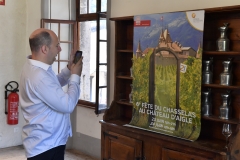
[133,10,205,53]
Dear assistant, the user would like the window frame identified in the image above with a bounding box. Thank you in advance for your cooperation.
[41,0,108,115]
[41,19,78,72]
[76,0,108,114]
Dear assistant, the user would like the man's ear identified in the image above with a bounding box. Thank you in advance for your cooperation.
[40,45,49,54]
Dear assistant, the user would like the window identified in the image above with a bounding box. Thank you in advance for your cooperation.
[76,0,108,114]
[41,0,108,114]
[41,19,78,92]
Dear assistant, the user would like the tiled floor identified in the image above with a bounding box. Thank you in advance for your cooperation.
[0,145,98,160]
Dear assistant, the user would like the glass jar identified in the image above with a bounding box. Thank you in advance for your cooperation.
[202,60,213,84]
[219,93,231,119]
[220,61,232,86]
[201,90,212,116]
[217,23,229,51]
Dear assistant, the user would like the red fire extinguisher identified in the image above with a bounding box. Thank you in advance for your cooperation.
[5,81,19,125]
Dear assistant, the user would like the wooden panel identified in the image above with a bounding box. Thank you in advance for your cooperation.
[110,141,135,160]
[143,142,161,159]
[103,131,142,160]
[203,10,240,51]
[115,20,133,50]
[113,19,134,121]
[115,79,132,101]
[116,51,133,76]
[162,148,212,160]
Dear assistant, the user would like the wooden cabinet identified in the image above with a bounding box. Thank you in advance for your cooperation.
[162,148,210,160]
[101,5,240,160]
[102,131,142,160]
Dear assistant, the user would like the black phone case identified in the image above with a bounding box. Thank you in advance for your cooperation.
[73,51,82,64]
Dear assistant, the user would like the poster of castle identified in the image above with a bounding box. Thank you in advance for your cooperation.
[125,10,205,141]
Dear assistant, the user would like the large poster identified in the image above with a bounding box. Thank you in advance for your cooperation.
[125,10,205,141]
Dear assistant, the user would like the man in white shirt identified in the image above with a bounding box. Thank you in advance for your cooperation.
[19,28,83,160]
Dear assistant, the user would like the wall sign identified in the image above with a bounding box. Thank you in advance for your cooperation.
[0,0,5,6]
[125,10,205,141]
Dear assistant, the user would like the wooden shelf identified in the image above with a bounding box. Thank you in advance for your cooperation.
[116,75,133,80]
[117,49,133,53]
[202,84,240,90]
[116,100,133,106]
[202,115,240,124]
[109,16,133,21]
[203,51,240,56]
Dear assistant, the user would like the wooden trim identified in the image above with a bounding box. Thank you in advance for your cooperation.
[76,0,79,21]
[100,120,226,155]
[41,19,76,23]
[77,104,95,109]
[109,5,240,21]
[77,100,95,109]
[110,16,133,21]
[205,5,240,13]
[202,115,240,124]
[202,84,240,90]
[77,13,98,21]
[60,41,74,44]
[54,60,69,62]
[203,51,240,56]
[117,50,133,53]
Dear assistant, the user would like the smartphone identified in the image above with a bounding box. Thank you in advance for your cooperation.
[73,51,82,64]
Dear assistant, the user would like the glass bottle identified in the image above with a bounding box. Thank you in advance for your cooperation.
[217,23,229,51]
[220,61,232,86]
[201,90,212,116]
[202,60,213,84]
[219,93,231,119]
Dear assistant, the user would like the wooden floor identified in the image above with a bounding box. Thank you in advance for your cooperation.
[0,145,98,160]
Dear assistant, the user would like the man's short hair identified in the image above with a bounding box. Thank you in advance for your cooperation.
[29,31,52,52]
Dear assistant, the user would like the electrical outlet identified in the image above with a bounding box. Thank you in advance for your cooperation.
[14,127,19,133]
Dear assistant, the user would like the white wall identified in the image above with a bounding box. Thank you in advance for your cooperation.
[0,0,101,152]
[0,0,40,148]
[0,0,25,148]
[110,0,240,17]
[76,107,102,139]
[26,0,41,45]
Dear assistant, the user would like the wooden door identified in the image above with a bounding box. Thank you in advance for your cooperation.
[103,131,142,160]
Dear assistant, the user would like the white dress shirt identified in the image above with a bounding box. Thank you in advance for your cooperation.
[19,57,80,158]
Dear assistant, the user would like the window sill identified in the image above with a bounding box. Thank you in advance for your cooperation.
[77,103,95,109]
[77,100,95,109]
[76,100,107,114]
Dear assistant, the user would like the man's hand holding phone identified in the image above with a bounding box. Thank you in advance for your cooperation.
[73,51,82,64]
[71,50,83,76]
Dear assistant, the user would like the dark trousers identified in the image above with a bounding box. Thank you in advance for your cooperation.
[27,145,66,160]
